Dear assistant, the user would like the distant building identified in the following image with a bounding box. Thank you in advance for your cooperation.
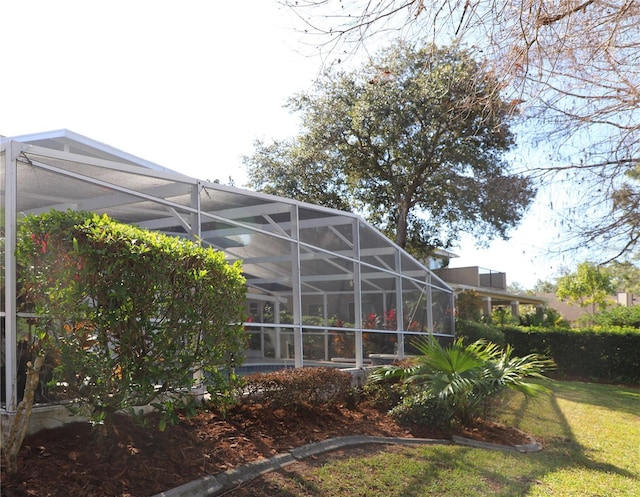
[436,266,547,319]
[536,292,588,323]
[540,291,638,325]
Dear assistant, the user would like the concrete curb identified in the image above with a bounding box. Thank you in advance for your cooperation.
[289,435,450,460]
[452,435,542,453]
[152,434,540,497]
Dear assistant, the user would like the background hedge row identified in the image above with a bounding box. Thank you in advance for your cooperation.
[456,320,640,384]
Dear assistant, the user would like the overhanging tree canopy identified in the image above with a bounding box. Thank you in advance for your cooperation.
[245,41,535,258]
[284,0,640,261]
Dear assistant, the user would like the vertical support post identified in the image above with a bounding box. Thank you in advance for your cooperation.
[274,299,281,360]
[352,220,363,369]
[4,142,20,412]
[482,296,492,321]
[510,300,520,319]
[395,250,405,360]
[290,205,303,368]
[190,181,204,395]
[323,293,329,361]
[426,274,434,335]
[450,291,457,337]
[190,181,202,242]
[535,304,544,323]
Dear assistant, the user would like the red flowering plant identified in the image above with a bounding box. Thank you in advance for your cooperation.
[363,312,380,329]
[383,308,397,330]
[363,310,399,355]
[405,318,422,332]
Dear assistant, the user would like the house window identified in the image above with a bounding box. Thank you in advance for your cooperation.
[249,302,259,317]
[347,302,355,323]
[308,304,324,316]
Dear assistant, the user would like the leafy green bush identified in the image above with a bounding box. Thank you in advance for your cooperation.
[242,367,353,409]
[302,334,326,360]
[302,315,326,326]
[16,210,247,432]
[389,390,453,427]
[362,372,405,410]
[455,290,483,321]
[491,306,520,326]
[455,319,506,345]
[593,305,640,328]
[519,306,569,328]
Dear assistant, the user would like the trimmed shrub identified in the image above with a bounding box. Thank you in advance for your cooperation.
[15,210,247,431]
[503,327,640,384]
[456,319,640,384]
[455,319,506,346]
[242,367,353,409]
[389,391,453,428]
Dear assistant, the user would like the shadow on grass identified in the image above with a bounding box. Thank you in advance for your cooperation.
[400,389,639,497]
[551,380,640,416]
[230,468,327,497]
[395,447,537,497]
[499,381,638,480]
[228,381,638,497]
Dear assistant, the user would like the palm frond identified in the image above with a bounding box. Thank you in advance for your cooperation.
[367,335,555,425]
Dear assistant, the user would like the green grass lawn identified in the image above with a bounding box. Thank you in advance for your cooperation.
[254,380,640,496]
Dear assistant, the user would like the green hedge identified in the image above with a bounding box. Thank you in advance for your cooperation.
[455,319,506,346]
[456,321,640,384]
[503,328,640,384]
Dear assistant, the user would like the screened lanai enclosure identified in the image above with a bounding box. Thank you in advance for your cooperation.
[0,130,454,414]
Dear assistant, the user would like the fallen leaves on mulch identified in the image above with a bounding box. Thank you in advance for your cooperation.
[1,402,530,497]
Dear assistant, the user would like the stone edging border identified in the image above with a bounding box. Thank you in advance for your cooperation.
[152,434,542,497]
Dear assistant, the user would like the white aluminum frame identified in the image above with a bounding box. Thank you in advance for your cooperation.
[1,131,455,413]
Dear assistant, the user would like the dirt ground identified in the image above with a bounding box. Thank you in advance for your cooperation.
[1,401,530,497]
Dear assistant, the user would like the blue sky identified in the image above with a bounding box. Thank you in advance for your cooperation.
[1,0,574,288]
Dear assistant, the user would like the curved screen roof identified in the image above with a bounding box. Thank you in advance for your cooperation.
[2,130,452,296]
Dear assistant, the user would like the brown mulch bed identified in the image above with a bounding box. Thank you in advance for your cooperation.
[1,402,531,497]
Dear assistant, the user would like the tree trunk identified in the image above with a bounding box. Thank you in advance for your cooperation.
[395,202,409,249]
[3,354,45,475]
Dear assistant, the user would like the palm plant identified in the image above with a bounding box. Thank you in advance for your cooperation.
[369,337,554,426]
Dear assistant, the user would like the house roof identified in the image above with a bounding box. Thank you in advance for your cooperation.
[436,266,547,307]
[449,282,548,307]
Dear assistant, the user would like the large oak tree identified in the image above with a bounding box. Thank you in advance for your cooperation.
[245,42,534,257]
[285,0,640,259]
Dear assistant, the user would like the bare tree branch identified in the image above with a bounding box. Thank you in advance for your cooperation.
[283,0,640,260]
